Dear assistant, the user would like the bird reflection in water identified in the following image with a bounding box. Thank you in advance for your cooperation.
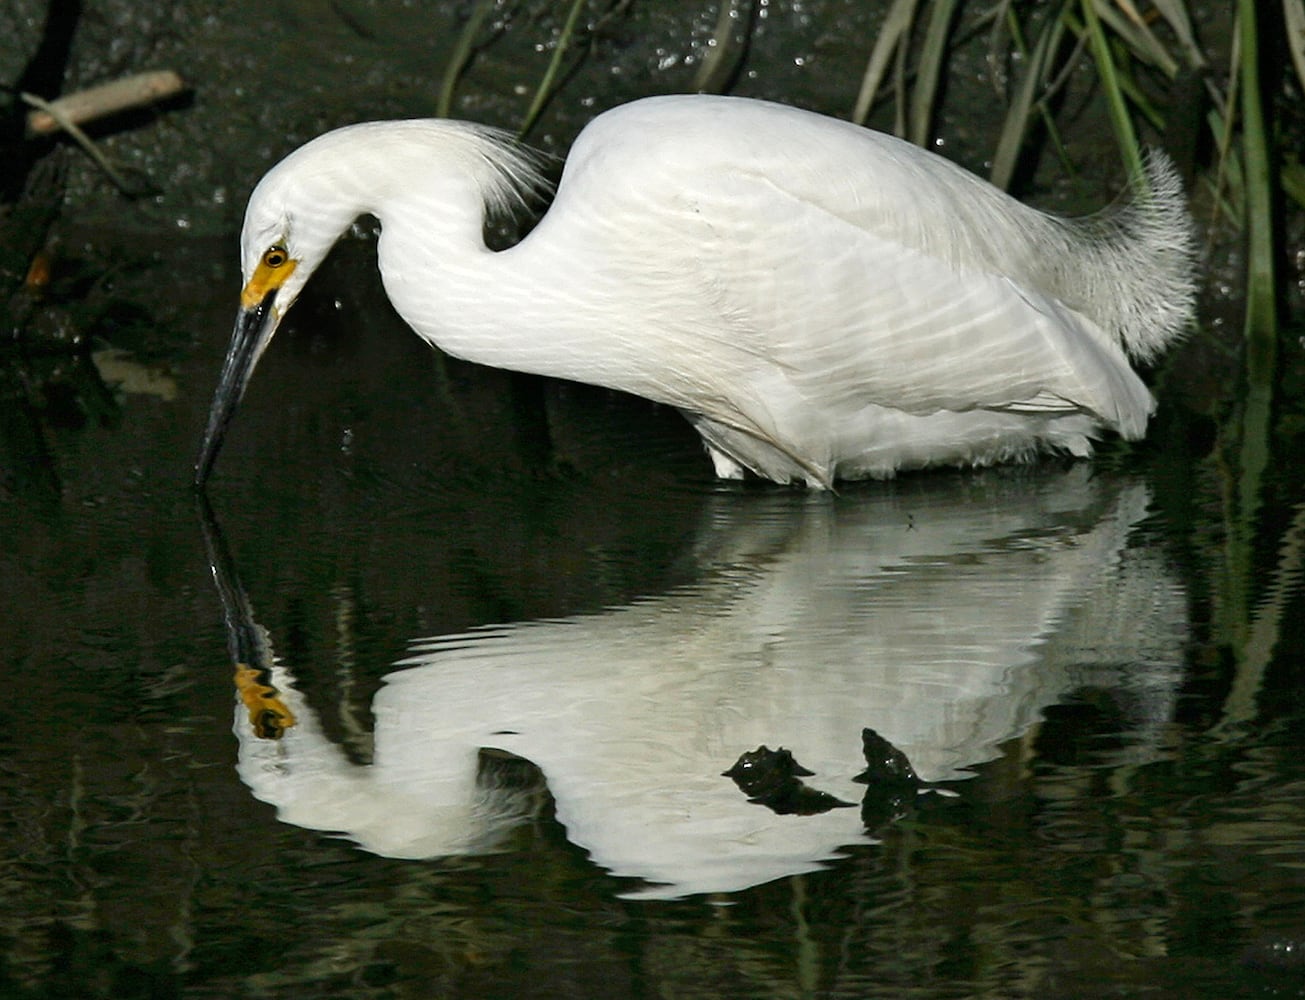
[198,469,1187,899]
[199,497,295,740]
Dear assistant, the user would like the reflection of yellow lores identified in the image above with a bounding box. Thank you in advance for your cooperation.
[234,663,296,739]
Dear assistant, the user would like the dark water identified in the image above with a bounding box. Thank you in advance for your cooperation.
[2,235,1304,999]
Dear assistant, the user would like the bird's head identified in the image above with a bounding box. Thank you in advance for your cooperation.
[193,118,546,487]
[194,151,359,487]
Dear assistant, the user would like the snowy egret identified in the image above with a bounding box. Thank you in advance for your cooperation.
[195,94,1196,488]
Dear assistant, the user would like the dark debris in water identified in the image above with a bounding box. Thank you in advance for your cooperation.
[854,726,922,788]
[722,745,855,816]
[724,728,932,829]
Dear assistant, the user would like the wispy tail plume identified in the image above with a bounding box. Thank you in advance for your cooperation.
[1050,151,1199,363]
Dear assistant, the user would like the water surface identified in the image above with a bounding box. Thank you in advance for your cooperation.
[2,247,1304,998]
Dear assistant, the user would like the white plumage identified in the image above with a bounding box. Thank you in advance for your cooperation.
[196,94,1197,487]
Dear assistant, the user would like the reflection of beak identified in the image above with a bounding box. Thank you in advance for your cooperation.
[194,289,279,487]
[195,490,297,739]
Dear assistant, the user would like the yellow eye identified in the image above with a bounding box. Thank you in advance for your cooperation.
[262,246,288,268]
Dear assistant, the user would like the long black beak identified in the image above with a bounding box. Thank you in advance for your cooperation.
[194,290,278,487]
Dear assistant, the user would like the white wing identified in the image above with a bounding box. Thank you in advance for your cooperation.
[553,97,1152,427]
[501,96,1156,483]
[690,174,1154,431]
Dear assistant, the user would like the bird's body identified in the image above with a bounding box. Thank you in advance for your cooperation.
[197,94,1196,487]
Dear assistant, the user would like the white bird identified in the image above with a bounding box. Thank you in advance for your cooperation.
[194,94,1196,488]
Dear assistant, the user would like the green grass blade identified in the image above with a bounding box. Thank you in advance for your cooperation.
[1203,101,1243,228]
[1107,56,1167,129]
[437,0,496,118]
[1150,0,1209,69]
[519,0,589,137]
[694,0,748,93]
[1282,156,1305,210]
[851,0,920,125]
[1099,0,1179,76]
[909,0,959,146]
[1238,0,1278,339]
[984,0,1016,97]
[1080,0,1145,183]
[1228,0,1279,602]
[1284,0,1305,94]
[893,26,910,135]
[989,9,1065,189]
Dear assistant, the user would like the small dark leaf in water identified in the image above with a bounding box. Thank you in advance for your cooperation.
[723,745,854,816]
[853,727,921,787]
[723,745,813,786]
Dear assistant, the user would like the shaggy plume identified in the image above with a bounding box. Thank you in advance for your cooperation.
[1034,152,1198,363]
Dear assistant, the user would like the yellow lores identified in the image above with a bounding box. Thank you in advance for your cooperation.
[240,245,297,310]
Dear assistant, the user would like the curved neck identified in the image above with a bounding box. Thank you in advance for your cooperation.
[373,191,653,395]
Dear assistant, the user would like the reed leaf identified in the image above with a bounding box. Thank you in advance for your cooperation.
[984,0,1017,99]
[1283,157,1305,210]
[1080,0,1145,183]
[1237,0,1278,339]
[1150,0,1208,70]
[1285,0,1305,94]
[694,0,749,93]
[519,0,589,137]
[909,0,959,146]
[1106,56,1167,129]
[893,21,911,134]
[852,0,919,126]
[988,9,1065,189]
[438,0,496,118]
[1101,0,1180,76]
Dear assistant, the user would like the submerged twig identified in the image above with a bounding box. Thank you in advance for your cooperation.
[23,70,185,137]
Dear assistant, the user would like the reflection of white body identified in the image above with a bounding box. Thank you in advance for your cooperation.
[235,471,1186,898]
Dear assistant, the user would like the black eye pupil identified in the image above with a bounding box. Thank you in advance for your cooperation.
[265,249,285,267]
